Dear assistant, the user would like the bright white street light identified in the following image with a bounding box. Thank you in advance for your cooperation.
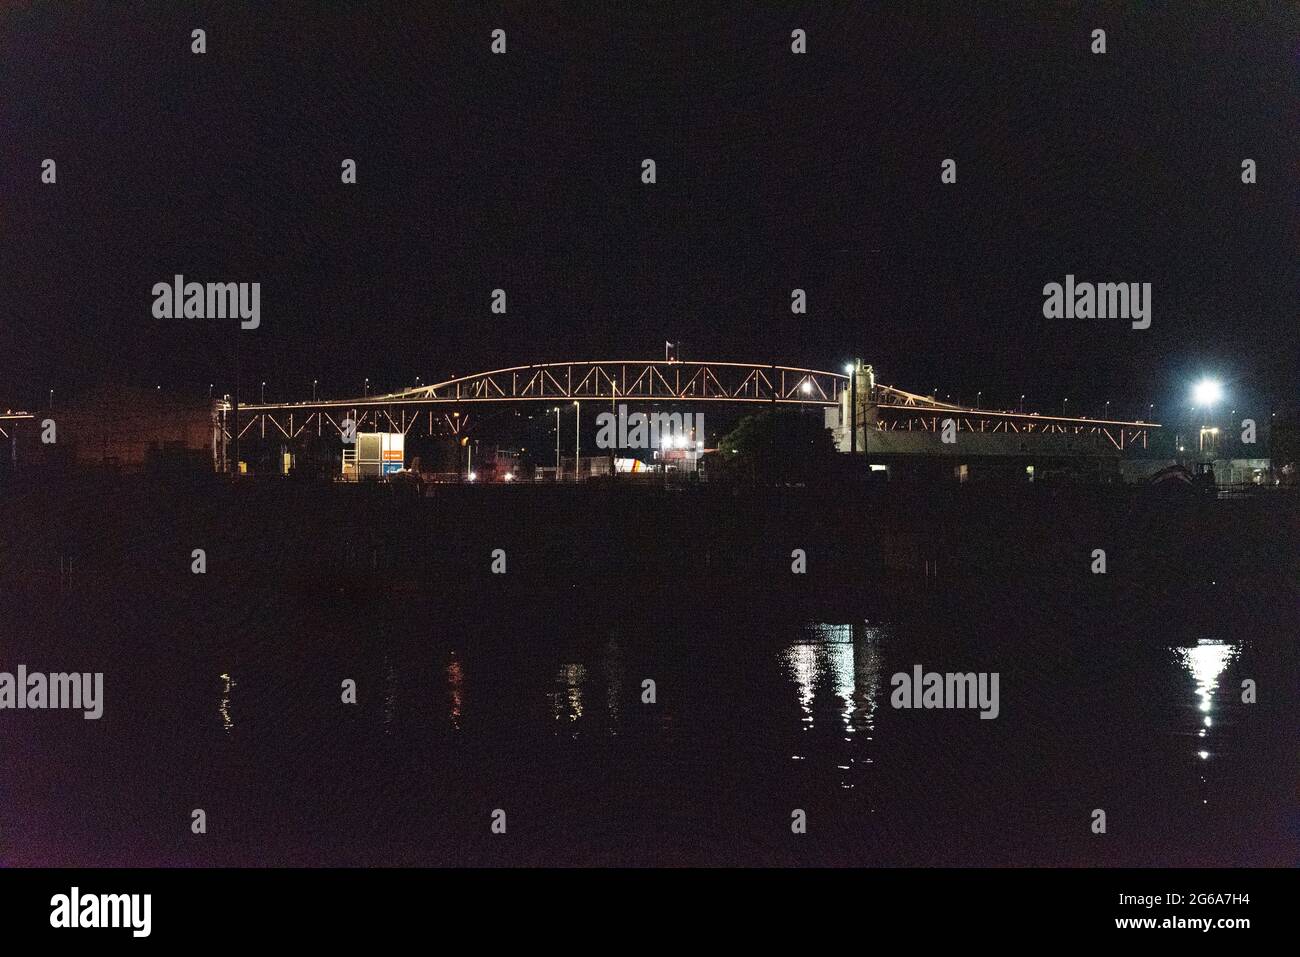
[800,380,812,394]
[844,363,855,374]
[1192,379,1223,406]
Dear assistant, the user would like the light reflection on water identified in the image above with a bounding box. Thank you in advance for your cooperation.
[783,622,886,790]
[552,663,587,731]
[217,673,235,734]
[446,653,464,730]
[382,652,396,735]
[545,639,626,735]
[1174,640,1239,801]
[114,607,1288,865]
[1177,640,1238,731]
[603,638,623,732]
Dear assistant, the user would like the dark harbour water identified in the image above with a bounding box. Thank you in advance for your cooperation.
[0,480,1296,867]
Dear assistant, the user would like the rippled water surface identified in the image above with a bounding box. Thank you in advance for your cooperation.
[2,582,1293,867]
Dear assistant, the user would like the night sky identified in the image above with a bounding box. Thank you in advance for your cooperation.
[3,2,1295,419]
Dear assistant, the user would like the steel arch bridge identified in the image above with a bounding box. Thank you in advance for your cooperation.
[231,358,1159,452]
[262,360,850,409]
[233,360,851,443]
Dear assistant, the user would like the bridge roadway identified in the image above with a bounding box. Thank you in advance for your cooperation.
[231,359,1160,455]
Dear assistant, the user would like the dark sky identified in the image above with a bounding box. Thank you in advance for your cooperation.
[2,2,1296,419]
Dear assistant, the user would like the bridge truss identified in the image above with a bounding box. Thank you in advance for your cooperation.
[233,361,847,441]
[230,359,1159,450]
[869,384,1156,451]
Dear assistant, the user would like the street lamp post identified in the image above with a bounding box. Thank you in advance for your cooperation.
[364,378,369,398]
[573,400,580,482]
[261,381,266,403]
[609,383,618,480]
[846,362,858,454]
[312,379,317,401]
[1190,379,1224,468]
[554,406,560,479]
[1019,394,1025,412]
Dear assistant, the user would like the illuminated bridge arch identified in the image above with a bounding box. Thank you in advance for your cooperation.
[382,360,849,406]
[233,360,850,442]
[233,359,1159,452]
